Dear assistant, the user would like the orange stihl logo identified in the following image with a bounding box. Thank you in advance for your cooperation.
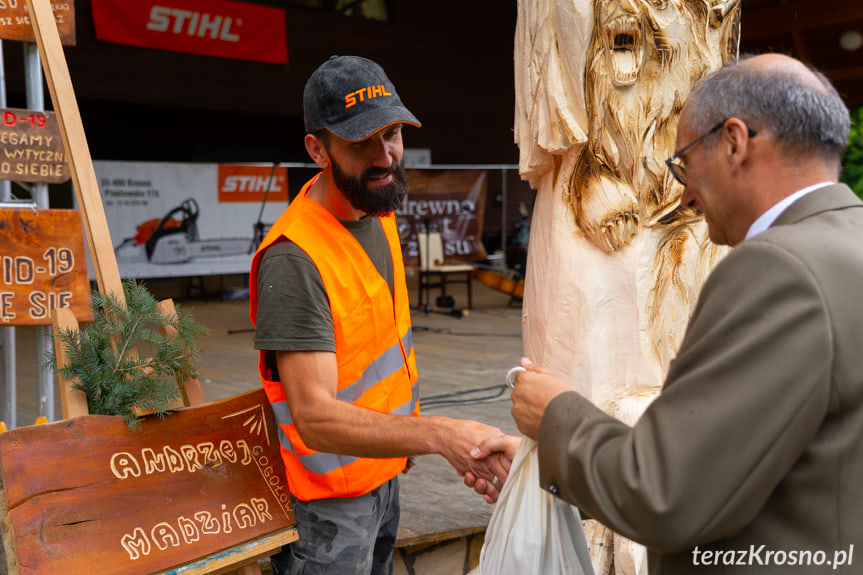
[345,85,392,109]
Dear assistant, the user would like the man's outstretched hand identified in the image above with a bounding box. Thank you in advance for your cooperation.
[463,434,521,503]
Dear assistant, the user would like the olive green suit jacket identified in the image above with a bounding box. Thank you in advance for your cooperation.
[538,184,863,574]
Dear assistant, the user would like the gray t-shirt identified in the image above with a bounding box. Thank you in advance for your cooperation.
[254,216,394,360]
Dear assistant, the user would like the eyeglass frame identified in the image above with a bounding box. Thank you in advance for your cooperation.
[665,119,757,185]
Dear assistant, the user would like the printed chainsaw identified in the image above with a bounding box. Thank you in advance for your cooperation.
[114,198,254,264]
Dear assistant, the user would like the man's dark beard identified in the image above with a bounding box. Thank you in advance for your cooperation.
[331,158,407,217]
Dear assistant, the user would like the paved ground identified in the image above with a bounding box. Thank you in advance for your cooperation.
[3,270,526,553]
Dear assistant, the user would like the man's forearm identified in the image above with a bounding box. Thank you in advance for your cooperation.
[294,399,505,480]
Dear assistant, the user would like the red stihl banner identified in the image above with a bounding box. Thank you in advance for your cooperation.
[90,0,288,64]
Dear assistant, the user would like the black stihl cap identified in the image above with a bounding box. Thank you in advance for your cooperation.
[303,55,421,142]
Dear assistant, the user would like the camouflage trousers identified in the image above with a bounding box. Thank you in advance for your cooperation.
[270,477,400,575]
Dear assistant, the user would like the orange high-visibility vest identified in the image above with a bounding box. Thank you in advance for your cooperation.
[249,174,420,502]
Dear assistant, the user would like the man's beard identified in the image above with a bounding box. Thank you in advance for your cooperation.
[331,158,407,217]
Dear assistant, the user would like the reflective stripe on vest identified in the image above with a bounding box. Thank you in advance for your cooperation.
[272,381,420,475]
[340,328,414,403]
[270,329,416,428]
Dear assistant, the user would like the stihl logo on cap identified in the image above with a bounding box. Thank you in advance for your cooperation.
[344,84,392,109]
[218,165,288,203]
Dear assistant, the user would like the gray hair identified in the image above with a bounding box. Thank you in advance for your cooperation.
[684,55,850,164]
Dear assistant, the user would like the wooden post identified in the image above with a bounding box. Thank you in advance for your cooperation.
[24,0,123,302]
[157,299,206,408]
[51,307,90,419]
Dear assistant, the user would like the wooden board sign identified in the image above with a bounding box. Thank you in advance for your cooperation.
[0,0,75,45]
[0,208,91,326]
[0,108,69,183]
[0,388,297,575]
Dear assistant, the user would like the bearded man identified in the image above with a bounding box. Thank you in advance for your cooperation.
[249,55,509,575]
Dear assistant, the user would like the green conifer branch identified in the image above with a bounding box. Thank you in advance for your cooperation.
[46,279,209,430]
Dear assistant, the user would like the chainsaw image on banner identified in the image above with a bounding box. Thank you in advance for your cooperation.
[114,198,255,264]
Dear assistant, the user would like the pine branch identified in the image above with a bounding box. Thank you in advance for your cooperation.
[110,312,145,379]
[46,279,209,430]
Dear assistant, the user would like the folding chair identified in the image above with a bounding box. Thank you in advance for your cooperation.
[416,232,474,309]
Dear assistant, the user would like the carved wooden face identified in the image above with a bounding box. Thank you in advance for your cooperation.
[595,0,652,88]
[571,0,742,249]
[594,0,740,89]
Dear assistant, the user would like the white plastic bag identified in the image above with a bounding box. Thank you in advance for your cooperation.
[476,436,594,575]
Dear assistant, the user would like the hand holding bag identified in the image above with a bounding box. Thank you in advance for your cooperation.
[475,436,594,575]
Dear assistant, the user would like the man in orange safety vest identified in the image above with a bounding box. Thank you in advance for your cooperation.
[250,55,511,575]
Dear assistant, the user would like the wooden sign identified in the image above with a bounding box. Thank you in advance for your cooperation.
[0,0,75,45]
[0,208,91,326]
[0,388,297,575]
[0,108,68,183]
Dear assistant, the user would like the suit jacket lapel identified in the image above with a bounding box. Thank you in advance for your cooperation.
[771,183,862,229]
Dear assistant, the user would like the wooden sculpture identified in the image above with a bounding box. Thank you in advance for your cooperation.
[515,0,740,572]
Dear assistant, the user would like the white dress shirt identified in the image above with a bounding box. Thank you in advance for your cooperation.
[744,181,835,241]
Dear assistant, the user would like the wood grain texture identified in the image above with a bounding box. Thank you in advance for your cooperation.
[25,0,123,301]
[0,388,295,575]
[0,108,68,183]
[158,529,296,575]
[0,1,74,44]
[157,299,206,408]
[0,208,91,326]
[51,307,89,419]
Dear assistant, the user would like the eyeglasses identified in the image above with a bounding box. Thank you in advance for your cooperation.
[665,119,757,185]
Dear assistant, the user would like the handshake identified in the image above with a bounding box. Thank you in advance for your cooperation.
[421,414,520,504]
[461,433,522,504]
[439,358,572,503]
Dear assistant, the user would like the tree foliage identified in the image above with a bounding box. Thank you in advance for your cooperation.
[841,106,863,200]
[48,279,208,430]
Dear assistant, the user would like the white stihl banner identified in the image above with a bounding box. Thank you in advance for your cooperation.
[93,161,288,279]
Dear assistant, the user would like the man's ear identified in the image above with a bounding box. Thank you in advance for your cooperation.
[723,118,753,167]
[305,134,329,169]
